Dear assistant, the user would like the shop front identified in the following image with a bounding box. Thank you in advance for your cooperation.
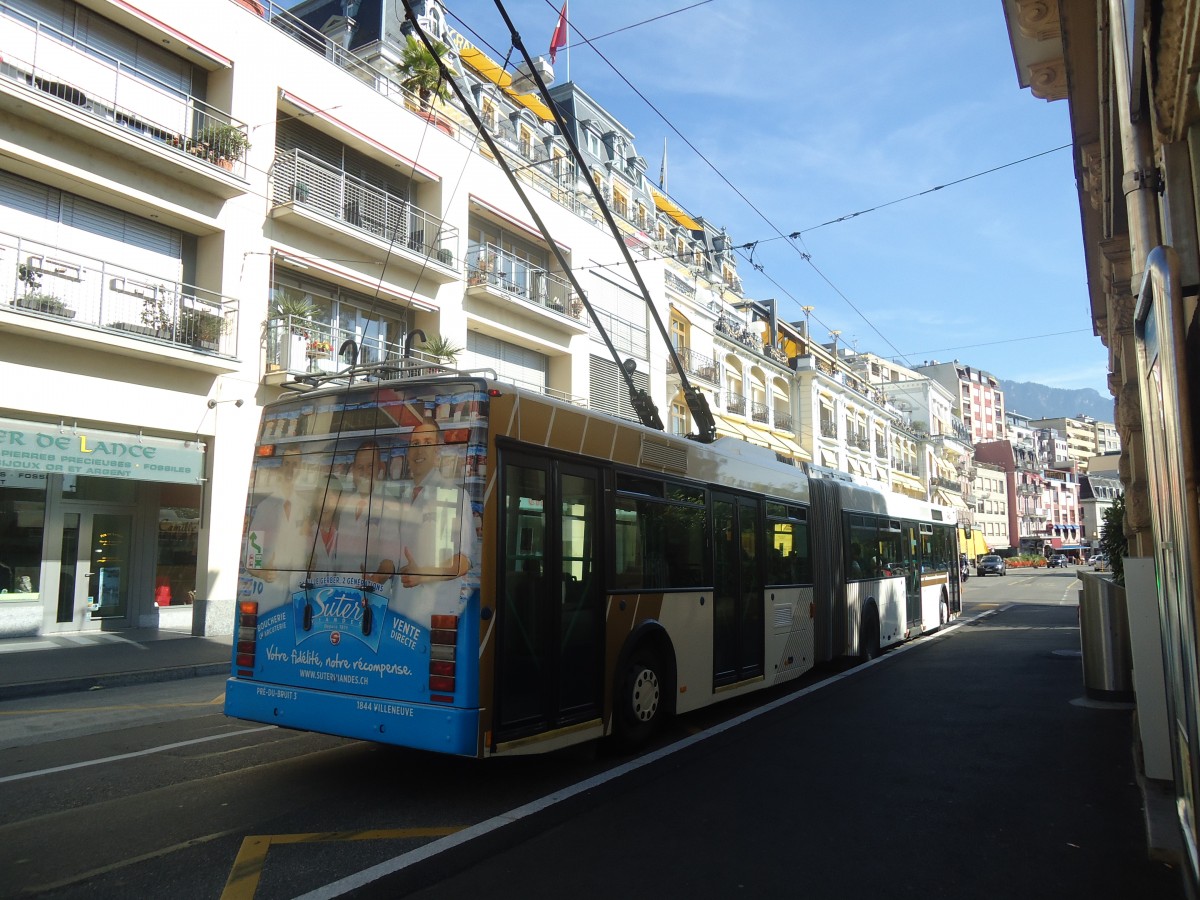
[0,418,206,638]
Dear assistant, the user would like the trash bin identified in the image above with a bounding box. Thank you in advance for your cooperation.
[1077,572,1134,701]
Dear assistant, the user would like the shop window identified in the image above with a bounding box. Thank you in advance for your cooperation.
[0,477,47,599]
[63,475,136,503]
[156,483,201,607]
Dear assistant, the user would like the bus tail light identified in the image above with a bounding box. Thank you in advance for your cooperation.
[236,601,258,677]
[429,614,458,700]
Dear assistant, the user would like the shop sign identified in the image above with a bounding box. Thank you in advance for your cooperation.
[0,418,205,485]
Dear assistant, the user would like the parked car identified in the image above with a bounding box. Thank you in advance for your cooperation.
[1091,553,1110,572]
[977,554,1006,577]
[1047,554,1069,568]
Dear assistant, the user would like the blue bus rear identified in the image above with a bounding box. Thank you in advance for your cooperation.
[224,380,489,756]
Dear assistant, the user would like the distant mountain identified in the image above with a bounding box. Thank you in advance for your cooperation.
[999,380,1115,422]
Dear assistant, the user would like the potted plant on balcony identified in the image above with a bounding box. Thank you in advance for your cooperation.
[420,333,463,366]
[268,288,316,370]
[14,264,74,318]
[178,306,228,351]
[194,123,251,171]
[396,35,452,111]
[139,292,174,338]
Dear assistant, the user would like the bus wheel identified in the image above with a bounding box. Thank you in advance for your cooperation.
[859,608,880,663]
[613,646,664,750]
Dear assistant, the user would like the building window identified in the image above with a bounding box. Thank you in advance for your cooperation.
[612,185,629,219]
[670,315,687,350]
[670,400,688,436]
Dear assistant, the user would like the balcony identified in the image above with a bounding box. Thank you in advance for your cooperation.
[466,245,585,325]
[932,477,963,493]
[820,421,838,440]
[270,150,458,282]
[664,269,695,297]
[0,5,249,191]
[265,315,411,381]
[749,400,770,425]
[589,308,645,358]
[1,231,238,369]
[725,392,747,416]
[774,412,795,433]
[666,346,720,384]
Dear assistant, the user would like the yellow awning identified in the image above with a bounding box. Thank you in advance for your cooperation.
[650,186,703,232]
[716,417,772,450]
[766,429,811,461]
[745,423,803,459]
[938,491,969,510]
[459,46,512,89]
[510,91,555,122]
[959,530,990,558]
[457,46,556,123]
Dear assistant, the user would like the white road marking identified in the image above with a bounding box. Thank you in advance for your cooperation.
[0,726,276,784]
[296,610,995,900]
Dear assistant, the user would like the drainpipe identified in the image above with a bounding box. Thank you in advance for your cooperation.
[1108,0,1160,284]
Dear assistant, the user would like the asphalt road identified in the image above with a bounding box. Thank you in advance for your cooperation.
[0,567,1179,899]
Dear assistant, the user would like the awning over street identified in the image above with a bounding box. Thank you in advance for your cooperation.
[959,530,990,558]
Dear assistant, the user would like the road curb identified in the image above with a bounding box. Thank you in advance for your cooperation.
[0,661,230,702]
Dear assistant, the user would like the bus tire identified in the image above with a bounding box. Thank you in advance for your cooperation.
[612,645,665,751]
[859,607,880,663]
[939,595,949,628]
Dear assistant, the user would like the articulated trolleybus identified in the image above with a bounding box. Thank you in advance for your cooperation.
[224,369,960,757]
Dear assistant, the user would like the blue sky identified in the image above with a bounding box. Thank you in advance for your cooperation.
[438,0,1107,396]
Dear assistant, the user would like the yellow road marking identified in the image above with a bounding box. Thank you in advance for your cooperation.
[219,826,463,900]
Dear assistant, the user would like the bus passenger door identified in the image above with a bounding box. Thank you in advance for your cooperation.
[712,492,764,686]
[904,522,921,629]
[495,454,604,740]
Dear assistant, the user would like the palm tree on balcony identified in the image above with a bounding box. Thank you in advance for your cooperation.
[420,333,464,366]
[396,35,451,110]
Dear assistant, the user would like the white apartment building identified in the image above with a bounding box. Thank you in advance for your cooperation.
[1030,415,1097,471]
[0,0,773,637]
[972,461,1011,554]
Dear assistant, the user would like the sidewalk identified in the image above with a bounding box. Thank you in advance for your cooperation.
[0,627,231,701]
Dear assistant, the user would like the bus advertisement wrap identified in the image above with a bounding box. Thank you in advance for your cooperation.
[232,386,488,709]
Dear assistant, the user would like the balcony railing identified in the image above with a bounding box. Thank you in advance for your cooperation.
[664,269,695,297]
[273,149,458,267]
[932,477,963,493]
[0,4,249,177]
[774,411,795,433]
[667,346,720,384]
[266,315,411,375]
[2,231,237,356]
[466,245,583,322]
[820,421,838,439]
[749,400,769,425]
[725,392,747,416]
[591,308,645,358]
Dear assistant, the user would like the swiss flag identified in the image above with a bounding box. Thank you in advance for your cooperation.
[549,1,568,64]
